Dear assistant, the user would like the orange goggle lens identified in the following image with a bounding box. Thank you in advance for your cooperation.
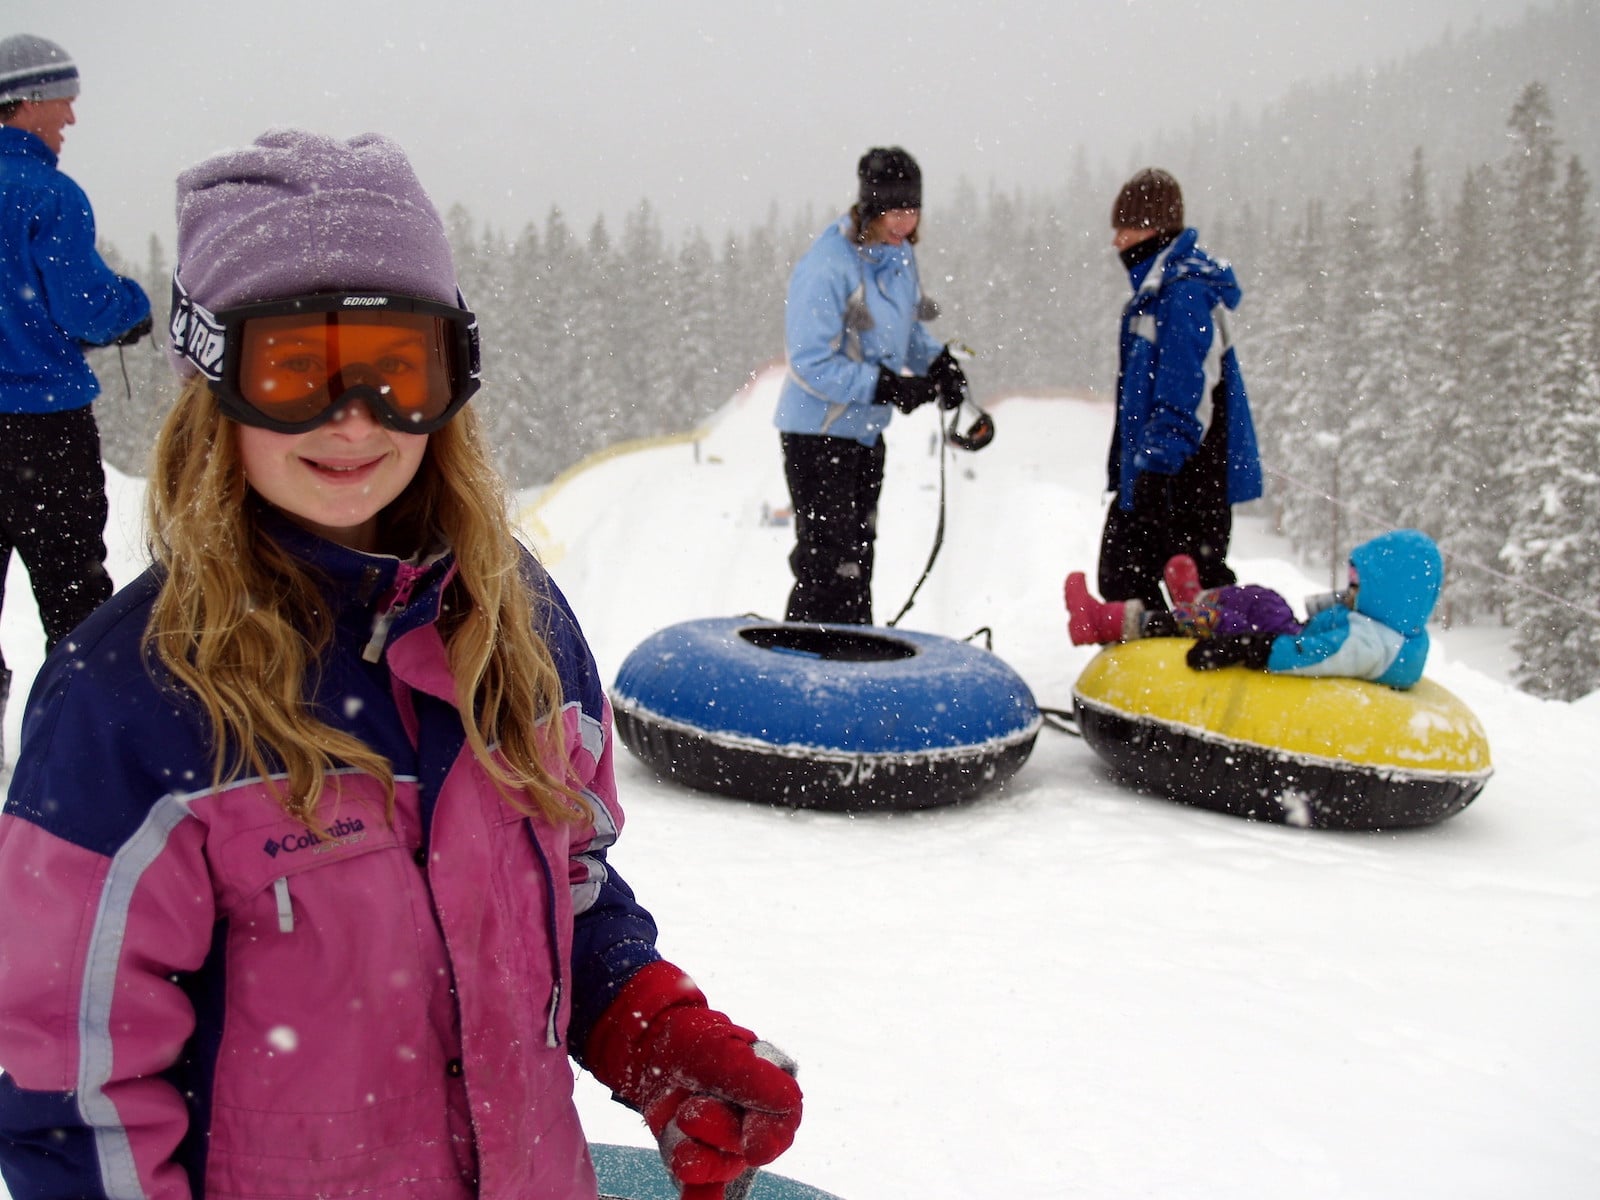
[235,311,457,428]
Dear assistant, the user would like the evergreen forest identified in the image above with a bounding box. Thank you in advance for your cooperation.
[89,12,1600,701]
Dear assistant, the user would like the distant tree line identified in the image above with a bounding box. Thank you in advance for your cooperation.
[1231,81,1600,702]
[91,81,1598,700]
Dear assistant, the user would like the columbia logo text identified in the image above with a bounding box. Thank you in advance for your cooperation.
[263,816,368,858]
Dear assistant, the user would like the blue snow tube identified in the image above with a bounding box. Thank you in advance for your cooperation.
[590,1142,843,1199]
[611,617,1042,812]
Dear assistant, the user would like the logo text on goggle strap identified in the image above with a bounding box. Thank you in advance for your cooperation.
[262,816,368,858]
[170,300,226,381]
[341,296,392,308]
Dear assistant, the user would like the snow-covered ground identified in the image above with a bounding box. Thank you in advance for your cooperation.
[4,369,1597,1199]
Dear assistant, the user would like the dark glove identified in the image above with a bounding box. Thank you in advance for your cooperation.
[1186,633,1276,672]
[926,345,968,410]
[587,961,803,1199]
[114,313,154,347]
[1132,470,1174,512]
[873,367,938,414]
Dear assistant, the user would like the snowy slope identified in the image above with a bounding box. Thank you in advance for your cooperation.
[3,370,1597,1199]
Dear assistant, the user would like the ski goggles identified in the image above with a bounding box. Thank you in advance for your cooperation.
[945,403,995,452]
[170,273,481,434]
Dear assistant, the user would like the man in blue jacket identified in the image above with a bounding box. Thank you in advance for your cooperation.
[0,34,150,755]
[1098,168,1262,613]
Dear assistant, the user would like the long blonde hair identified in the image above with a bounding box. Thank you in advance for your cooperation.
[144,377,584,826]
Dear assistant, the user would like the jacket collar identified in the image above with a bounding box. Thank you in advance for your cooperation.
[1128,226,1199,294]
[1118,228,1179,274]
[0,124,57,167]
[253,503,453,625]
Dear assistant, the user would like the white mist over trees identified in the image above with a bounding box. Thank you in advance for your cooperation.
[87,20,1599,701]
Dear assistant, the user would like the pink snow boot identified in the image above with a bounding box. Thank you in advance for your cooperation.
[1164,554,1202,606]
[1064,572,1140,646]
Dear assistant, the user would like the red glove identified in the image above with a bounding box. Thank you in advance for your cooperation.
[586,961,803,1199]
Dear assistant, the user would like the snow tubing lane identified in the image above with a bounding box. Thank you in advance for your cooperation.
[1071,638,1492,830]
[611,617,1042,812]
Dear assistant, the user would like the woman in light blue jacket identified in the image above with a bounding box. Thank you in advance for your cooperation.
[773,147,966,624]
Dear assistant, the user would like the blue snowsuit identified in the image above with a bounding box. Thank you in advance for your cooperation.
[1266,530,1444,690]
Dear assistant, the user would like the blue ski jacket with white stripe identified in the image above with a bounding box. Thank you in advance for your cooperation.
[1109,227,1262,510]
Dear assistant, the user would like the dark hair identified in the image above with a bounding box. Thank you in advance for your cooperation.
[0,100,24,123]
[1112,168,1185,232]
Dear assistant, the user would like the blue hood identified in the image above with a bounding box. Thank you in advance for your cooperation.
[1350,530,1443,637]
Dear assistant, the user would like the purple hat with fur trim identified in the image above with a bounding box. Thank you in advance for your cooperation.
[171,129,459,378]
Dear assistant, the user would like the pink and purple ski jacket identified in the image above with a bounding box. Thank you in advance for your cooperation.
[0,515,661,1200]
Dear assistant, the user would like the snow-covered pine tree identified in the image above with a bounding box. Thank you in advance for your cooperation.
[85,233,173,476]
[1434,163,1511,623]
[487,220,552,488]
[613,201,672,439]
[1374,149,1467,615]
[670,228,725,421]
[1316,192,1390,581]
[1253,198,1335,549]
[1504,152,1600,699]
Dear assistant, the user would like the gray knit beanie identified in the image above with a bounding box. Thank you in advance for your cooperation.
[0,34,80,104]
[171,129,460,378]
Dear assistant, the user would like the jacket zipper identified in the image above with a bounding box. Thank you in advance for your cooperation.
[363,561,428,663]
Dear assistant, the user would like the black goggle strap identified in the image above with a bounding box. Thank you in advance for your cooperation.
[169,271,482,392]
[170,271,227,382]
[457,291,482,387]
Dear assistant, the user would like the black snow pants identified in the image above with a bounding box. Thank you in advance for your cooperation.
[0,406,114,673]
[1096,491,1235,613]
[780,432,886,625]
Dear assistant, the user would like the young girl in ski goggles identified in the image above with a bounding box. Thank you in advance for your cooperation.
[0,129,802,1200]
[170,273,481,433]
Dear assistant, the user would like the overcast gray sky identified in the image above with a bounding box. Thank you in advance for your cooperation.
[10,0,1546,255]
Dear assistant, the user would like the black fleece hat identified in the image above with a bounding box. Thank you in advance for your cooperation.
[858,147,922,214]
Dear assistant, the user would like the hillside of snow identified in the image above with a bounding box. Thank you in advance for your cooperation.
[3,368,1597,1199]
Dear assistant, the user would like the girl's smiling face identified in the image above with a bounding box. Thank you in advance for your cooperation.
[236,396,427,553]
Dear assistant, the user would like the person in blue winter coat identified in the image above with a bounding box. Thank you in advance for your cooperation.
[0,34,151,758]
[773,147,968,624]
[1065,529,1445,690]
[1098,168,1262,614]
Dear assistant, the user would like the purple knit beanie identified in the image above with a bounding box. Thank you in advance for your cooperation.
[171,129,459,379]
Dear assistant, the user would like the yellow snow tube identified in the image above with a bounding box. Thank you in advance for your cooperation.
[1072,638,1492,829]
